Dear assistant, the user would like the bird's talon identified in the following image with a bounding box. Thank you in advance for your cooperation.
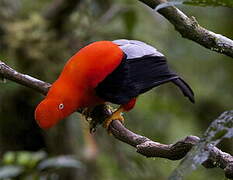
[90,127,96,133]
[103,110,124,133]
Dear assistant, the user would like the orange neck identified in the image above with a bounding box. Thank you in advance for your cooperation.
[46,81,81,115]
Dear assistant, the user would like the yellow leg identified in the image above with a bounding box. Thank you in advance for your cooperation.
[103,106,125,130]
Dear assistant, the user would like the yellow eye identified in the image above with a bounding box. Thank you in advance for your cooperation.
[58,103,64,110]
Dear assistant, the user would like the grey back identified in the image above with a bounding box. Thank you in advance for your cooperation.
[113,39,164,59]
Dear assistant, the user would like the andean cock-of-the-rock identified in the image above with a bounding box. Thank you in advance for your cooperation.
[35,39,194,130]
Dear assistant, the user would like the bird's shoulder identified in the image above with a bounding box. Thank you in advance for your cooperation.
[112,39,164,60]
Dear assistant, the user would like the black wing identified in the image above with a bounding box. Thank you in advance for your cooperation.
[95,39,194,104]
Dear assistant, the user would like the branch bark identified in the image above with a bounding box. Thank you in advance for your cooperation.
[109,120,233,179]
[1,61,232,179]
[0,61,50,95]
[138,0,233,58]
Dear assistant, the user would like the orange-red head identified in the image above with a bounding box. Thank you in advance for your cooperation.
[35,98,70,129]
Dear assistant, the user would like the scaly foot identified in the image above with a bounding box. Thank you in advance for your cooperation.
[103,107,125,131]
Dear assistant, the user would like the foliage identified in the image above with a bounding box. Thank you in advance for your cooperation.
[0,151,81,179]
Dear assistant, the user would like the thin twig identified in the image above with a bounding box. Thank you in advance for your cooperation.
[138,0,233,58]
[0,61,50,95]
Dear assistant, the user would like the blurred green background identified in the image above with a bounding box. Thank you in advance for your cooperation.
[0,0,232,179]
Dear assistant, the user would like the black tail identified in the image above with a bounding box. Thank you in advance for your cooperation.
[172,78,195,103]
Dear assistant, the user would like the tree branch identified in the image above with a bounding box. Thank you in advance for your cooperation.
[0,61,232,179]
[109,120,233,179]
[138,0,233,58]
[109,120,199,159]
[0,61,50,95]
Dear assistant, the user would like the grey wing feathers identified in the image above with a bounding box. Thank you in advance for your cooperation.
[113,39,164,59]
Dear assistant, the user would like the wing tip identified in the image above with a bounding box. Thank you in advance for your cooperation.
[188,94,195,104]
[172,78,195,104]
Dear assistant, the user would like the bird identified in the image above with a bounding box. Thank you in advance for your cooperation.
[35,39,194,130]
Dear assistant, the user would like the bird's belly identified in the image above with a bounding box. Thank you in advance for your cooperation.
[79,89,105,108]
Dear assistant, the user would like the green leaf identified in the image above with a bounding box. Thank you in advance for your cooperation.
[16,151,47,168]
[16,151,32,166]
[2,151,16,164]
[30,151,47,165]
[2,151,47,168]
[0,165,23,179]
[37,155,82,170]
